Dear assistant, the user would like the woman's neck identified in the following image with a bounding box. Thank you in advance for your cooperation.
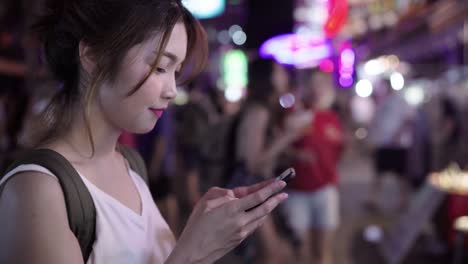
[60,103,121,162]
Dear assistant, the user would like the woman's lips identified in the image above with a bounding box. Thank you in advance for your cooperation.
[150,108,164,118]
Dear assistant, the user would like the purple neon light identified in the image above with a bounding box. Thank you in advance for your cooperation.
[341,49,355,65]
[339,76,353,87]
[259,33,332,67]
[338,47,355,88]
[340,73,352,78]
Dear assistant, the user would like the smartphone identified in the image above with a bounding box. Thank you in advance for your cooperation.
[246,168,295,212]
[275,167,296,182]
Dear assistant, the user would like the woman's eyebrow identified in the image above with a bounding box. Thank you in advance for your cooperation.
[153,51,180,63]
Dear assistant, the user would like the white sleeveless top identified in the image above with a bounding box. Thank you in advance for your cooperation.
[0,164,176,264]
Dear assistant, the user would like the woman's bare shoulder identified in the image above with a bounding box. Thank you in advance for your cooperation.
[0,171,83,264]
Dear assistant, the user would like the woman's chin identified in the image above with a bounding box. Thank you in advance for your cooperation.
[127,121,157,134]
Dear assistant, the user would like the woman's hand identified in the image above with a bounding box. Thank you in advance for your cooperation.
[166,179,288,264]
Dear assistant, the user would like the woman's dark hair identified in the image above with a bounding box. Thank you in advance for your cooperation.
[32,0,208,150]
[247,58,276,105]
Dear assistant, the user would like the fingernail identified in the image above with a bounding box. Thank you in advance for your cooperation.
[277,181,286,188]
[281,193,288,199]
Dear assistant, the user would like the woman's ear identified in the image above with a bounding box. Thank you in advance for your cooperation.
[79,41,95,75]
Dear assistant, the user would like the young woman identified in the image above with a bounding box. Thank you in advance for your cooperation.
[0,1,288,263]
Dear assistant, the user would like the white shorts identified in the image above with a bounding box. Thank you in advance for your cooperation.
[283,185,340,234]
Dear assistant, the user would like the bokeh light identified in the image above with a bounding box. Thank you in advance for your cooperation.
[228,25,242,36]
[356,79,373,98]
[355,128,368,140]
[222,49,248,91]
[320,59,334,73]
[390,72,405,90]
[232,30,247,46]
[182,0,225,19]
[339,76,354,87]
[217,30,231,44]
[174,90,189,105]
[225,86,243,102]
[364,59,385,76]
[279,93,296,109]
[404,85,425,106]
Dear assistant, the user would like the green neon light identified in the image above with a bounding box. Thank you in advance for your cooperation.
[222,49,248,90]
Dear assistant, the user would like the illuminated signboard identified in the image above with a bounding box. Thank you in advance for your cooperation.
[259,33,331,69]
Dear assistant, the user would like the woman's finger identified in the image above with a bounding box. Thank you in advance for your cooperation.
[238,215,269,242]
[187,194,237,227]
[236,180,286,212]
[244,192,288,223]
[232,178,275,198]
[204,195,237,212]
[203,187,235,200]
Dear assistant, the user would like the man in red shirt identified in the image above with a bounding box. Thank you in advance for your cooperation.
[284,71,344,264]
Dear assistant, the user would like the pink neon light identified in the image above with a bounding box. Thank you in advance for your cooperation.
[259,33,331,67]
[319,59,334,73]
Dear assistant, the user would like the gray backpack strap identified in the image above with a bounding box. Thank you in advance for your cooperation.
[1,149,95,262]
[118,145,149,184]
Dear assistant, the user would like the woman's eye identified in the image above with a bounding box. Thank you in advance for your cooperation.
[155,68,166,74]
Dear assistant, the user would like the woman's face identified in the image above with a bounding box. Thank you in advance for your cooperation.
[98,22,187,134]
[303,72,336,110]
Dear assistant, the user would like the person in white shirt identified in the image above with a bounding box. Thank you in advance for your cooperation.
[366,79,414,212]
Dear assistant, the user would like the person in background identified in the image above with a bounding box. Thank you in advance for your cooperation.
[283,70,344,264]
[144,106,180,234]
[171,79,221,231]
[406,103,432,188]
[437,96,462,169]
[366,79,414,212]
[232,58,311,263]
